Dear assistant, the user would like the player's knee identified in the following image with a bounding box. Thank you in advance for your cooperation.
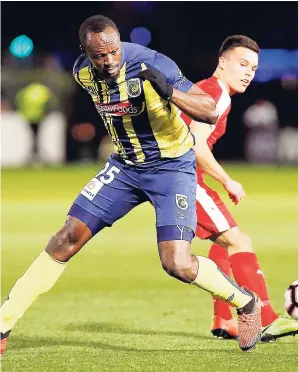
[46,230,71,262]
[240,233,253,252]
[46,226,81,262]
[161,255,193,283]
[227,230,254,253]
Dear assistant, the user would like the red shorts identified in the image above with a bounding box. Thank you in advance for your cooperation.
[195,181,237,239]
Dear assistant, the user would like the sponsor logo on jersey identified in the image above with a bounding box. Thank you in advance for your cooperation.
[176,76,187,88]
[176,194,188,210]
[85,86,119,96]
[126,78,141,98]
[95,101,144,117]
[85,86,98,96]
[177,68,183,77]
[177,210,187,219]
[81,178,103,200]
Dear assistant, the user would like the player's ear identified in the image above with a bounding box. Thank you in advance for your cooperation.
[80,44,86,56]
[218,56,225,70]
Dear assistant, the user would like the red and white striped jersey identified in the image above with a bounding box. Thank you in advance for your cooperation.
[181,76,231,182]
[181,76,231,151]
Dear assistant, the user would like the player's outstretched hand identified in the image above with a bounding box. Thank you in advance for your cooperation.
[223,179,246,205]
[138,68,173,100]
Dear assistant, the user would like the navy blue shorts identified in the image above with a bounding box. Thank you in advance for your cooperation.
[68,150,197,242]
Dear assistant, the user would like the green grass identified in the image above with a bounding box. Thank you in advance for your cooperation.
[1,164,298,372]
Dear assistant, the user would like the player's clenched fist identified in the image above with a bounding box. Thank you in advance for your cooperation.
[223,179,246,205]
[138,68,173,100]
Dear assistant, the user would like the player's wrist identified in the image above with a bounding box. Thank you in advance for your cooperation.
[164,84,173,100]
[222,177,233,186]
[138,68,173,100]
[151,78,173,100]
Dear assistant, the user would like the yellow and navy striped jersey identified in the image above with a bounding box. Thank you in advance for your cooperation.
[73,42,195,164]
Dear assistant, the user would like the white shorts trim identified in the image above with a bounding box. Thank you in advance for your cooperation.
[196,184,231,232]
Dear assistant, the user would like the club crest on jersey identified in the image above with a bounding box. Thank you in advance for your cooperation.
[176,194,188,210]
[126,78,141,98]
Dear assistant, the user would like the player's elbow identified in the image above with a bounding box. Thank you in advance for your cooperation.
[194,146,209,163]
[193,98,218,124]
[207,109,219,125]
[202,100,218,124]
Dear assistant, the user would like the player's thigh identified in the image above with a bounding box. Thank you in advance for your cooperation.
[68,156,146,235]
[142,150,197,241]
[195,183,237,240]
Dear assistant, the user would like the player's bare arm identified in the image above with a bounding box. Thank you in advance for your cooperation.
[138,69,218,124]
[171,85,218,124]
[190,120,245,205]
[190,119,230,183]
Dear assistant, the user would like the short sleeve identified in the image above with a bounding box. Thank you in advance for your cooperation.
[151,53,193,93]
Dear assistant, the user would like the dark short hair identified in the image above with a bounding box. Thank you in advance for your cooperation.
[79,15,119,47]
[219,35,260,57]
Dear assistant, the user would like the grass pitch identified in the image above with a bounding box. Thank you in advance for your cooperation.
[1,164,298,372]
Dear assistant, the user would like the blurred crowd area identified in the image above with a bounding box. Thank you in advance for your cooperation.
[1,52,111,166]
[1,2,298,167]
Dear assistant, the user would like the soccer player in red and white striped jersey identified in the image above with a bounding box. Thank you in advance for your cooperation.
[182,35,298,342]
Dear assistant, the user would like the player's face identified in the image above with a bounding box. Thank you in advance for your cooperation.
[85,27,122,81]
[220,47,258,94]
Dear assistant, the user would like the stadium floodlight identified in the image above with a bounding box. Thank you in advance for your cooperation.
[10,35,34,58]
[130,27,151,47]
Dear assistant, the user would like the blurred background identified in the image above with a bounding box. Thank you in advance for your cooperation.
[1,1,298,167]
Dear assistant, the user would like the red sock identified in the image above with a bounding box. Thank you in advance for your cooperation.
[208,244,233,320]
[230,252,278,327]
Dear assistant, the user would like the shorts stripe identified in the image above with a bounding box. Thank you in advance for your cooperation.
[196,184,230,232]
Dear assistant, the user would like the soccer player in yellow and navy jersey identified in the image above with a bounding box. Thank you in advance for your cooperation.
[0,15,263,354]
[73,41,198,163]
